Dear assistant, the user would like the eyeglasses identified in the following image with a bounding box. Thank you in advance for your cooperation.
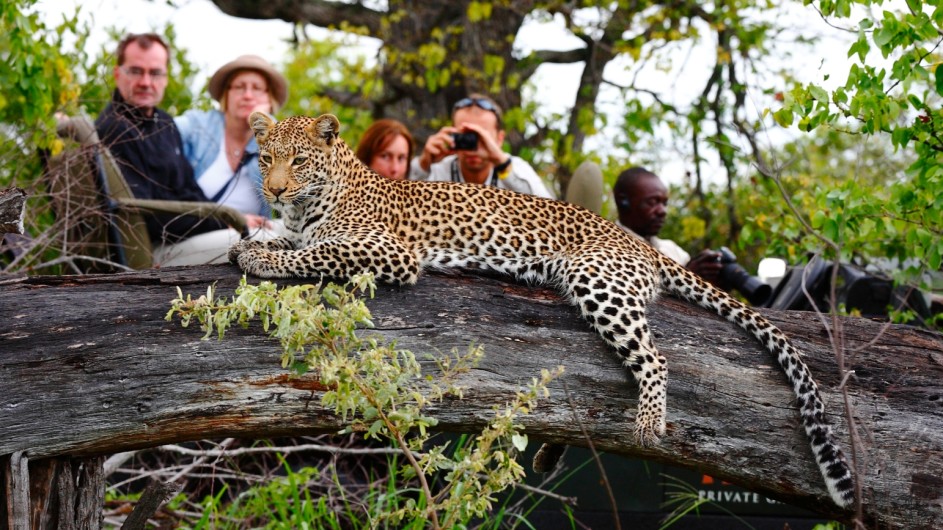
[452,97,503,127]
[453,97,500,115]
[229,83,269,96]
[119,66,167,80]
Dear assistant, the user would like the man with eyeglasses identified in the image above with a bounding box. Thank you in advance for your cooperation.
[409,93,554,199]
[96,33,230,251]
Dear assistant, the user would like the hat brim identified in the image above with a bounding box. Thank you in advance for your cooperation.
[208,55,288,108]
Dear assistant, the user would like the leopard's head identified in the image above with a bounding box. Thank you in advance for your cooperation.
[249,112,342,209]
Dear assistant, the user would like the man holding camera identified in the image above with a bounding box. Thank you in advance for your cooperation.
[409,93,554,199]
[613,167,723,283]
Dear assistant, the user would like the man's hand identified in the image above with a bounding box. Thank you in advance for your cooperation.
[456,121,507,166]
[687,249,723,285]
[419,126,462,171]
[244,214,272,230]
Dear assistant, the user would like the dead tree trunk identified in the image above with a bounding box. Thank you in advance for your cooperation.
[0,187,27,235]
[0,265,941,529]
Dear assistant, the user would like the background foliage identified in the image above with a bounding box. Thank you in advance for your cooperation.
[1,0,940,311]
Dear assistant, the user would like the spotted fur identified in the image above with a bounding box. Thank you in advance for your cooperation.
[230,112,855,507]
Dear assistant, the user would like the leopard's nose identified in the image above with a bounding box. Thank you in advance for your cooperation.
[269,187,286,198]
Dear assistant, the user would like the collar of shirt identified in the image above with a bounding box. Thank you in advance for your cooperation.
[110,89,162,125]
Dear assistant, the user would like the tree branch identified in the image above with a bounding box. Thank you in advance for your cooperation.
[119,480,182,530]
[210,0,384,35]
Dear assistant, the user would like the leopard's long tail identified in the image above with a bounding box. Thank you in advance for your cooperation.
[659,258,855,508]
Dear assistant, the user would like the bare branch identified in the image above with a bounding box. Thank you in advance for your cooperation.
[119,480,182,530]
[210,0,385,35]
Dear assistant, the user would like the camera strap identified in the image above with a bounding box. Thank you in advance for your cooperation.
[451,157,499,187]
[210,150,257,203]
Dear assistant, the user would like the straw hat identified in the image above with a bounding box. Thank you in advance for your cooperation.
[208,55,288,107]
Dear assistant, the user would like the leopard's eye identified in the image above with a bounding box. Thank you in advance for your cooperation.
[292,156,308,166]
[260,154,273,165]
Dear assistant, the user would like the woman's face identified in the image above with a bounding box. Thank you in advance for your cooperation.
[225,70,271,124]
[369,134,410,180]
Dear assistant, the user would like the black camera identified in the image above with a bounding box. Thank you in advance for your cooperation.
[451,131,479,151]
[717,246,772,306]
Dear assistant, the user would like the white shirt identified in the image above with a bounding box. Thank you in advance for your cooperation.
[409,154,555,199]
[197,140,264,215]
[616,221,691,265]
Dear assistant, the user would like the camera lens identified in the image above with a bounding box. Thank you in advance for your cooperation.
[451,132,479,151]
[717,247,772,306]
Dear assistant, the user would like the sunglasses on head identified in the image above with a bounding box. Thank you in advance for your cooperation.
[453,97,499,114]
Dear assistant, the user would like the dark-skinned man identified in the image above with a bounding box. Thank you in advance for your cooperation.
[613,166,723,284]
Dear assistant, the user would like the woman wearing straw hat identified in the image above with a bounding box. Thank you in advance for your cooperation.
[176,54,288,231]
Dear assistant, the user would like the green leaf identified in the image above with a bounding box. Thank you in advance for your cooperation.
[773,108,794,127]
[935,65,943,96]
[891,126,913,147]
[821,218,839,243]
[873,25,895,47]
[511,433,528,451]
[929,244,943,270]
[811,210,827,230]
[367,419,385,438]
[809,85,829,103]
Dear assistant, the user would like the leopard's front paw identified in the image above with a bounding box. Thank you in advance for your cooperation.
[228,239,263,265]
[235,248,273,278]
[633,410,666,447]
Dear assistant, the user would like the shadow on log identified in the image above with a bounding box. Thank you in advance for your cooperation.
[1,264,942,528]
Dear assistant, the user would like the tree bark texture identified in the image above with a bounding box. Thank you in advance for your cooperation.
[1,265,941,528]
[1,453,104,530]
[0,187,27,235]
[118,479,181,530]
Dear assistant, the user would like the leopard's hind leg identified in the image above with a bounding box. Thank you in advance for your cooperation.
[567,258,668,442]
[533,263,666,472]
[574,264,666,443]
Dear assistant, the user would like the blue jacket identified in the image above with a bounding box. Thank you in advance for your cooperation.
[175,109,270,217]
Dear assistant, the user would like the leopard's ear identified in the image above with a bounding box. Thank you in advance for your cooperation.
[249,112,276,145]
[307,114,340,146]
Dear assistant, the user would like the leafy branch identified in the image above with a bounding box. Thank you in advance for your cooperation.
[166,274,564,529]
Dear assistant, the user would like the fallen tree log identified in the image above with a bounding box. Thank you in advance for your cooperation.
[0,265,941,528]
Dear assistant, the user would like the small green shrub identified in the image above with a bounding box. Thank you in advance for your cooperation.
[167,274,564,529]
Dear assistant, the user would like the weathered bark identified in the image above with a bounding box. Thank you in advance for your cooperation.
[1,265,941,529]
[0,187,26,235]
[3,452,29,530]
[1,453,104,530]
[119,479,181,530]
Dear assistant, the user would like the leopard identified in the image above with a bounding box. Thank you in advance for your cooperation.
[229,111,855,508]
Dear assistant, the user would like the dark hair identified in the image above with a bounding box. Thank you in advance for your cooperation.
[115,33,169,66]
[615,166,659,193]
[613,166,661,212]
[355,119,415,168]
[452,92,504,130]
